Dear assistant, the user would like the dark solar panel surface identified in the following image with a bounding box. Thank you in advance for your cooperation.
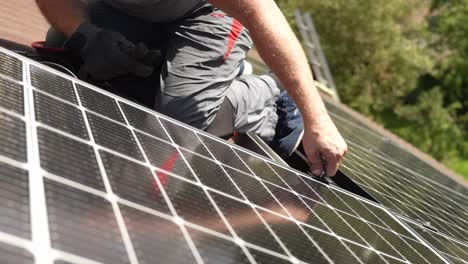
[0,47,464,263]
[325,100,468,244]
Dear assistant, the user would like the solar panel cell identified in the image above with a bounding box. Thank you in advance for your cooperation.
[210,191,286,253]
[77,84,125,123]
[44,179,129,264]
[30,65,76,104]
[159,118,212,157]
[0,162,30,239]
[0,76,23,115]
[135,132,196,181]
[235,149,289,188]
[223,166,288,216]
[162,175,230,234]
[188,227,250,264]
[34,91,89,140]
[343,242,396,264]
[199,134,251,174]
[0,112,27,162]
[248,247,292,264]
[101,150,171,214]
[258,209,330,264]
[309,203,367,245]
[0,52,22,81]
[120,205,196,264]
[119,102,170,141]
[37,127,104,191]
[301,227,362,263]
[0,242,34,264]
[338,213,403,258]
[87,113,144,161]
[180,149,243,199]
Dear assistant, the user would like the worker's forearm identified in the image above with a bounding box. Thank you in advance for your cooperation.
[36,0,86,36]
[248,10,328,126]
[210,0,329,127]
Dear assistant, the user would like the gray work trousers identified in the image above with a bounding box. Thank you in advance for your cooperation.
[48,1,280,140]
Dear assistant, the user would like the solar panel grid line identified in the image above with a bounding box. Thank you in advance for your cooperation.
[43,171,108,201]
[231,159,340,262]
[156,120,264,263]
[72,79,140,264]
[1,48,465,263]
[210,148,336,263]
[364,202,452,263]
[318,186,450,262]
[42,160,255,264]
[319,202,405,261]
[256,209,337,264]
[115,180,295,264]
[224,145,366,263]
[342,148,468,236]
[0,52,23,83]
[0,104,24,120]
[344,142,466,200]
[402,217,468,258]
[249,164,388,263]
[325,189,442,264]
[51,249,105,264]
[366,187,467,239]
[244,242,298,264]
[192,131,343,263]
[0,229,32,255]
[115,96,207,264]
[404,216,468,249]
[23,61,53,264]
[22,53,458,231]
[0,154,28,172]
[0,72,22,87]
[157,114,274,162]
[345,139,467,200]
[70,86,450,264]
[266,190,377,263]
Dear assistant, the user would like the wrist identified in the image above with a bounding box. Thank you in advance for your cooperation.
[303,108,332,131]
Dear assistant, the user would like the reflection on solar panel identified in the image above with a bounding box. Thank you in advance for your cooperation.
[324,100,468,259]
[0,46,464,264]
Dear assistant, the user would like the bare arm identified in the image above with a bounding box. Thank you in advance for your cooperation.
[209,0,347,176]
[36,0,86,36]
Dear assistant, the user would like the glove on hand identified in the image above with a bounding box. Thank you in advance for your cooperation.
[65,22,160,81]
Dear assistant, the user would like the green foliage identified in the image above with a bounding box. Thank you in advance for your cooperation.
[394,88,462,161]
[276,0,468,176]
[431,0,468,133]
[280,0,433,115]
[446,158,468,179]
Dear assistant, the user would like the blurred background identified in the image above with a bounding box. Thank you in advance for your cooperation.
[0,0,466,178]
[277,0,467,178]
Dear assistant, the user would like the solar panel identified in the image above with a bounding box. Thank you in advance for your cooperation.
[0,47,461,264]
[323,100,468,254]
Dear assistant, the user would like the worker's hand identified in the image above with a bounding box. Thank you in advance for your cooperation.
[302,114,347,177]
[65,22,158,81]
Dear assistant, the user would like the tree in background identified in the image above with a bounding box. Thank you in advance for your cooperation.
[279,0,432,114]
[277,0,467,175]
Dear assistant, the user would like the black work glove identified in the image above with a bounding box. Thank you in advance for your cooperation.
[64,21,160,81]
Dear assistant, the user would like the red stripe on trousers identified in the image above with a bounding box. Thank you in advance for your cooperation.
[224,19,243,61]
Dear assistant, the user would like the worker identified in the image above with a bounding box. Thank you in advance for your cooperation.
[35,0,347,177]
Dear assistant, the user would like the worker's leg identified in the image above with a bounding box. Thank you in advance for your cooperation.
[159,5,280,140]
